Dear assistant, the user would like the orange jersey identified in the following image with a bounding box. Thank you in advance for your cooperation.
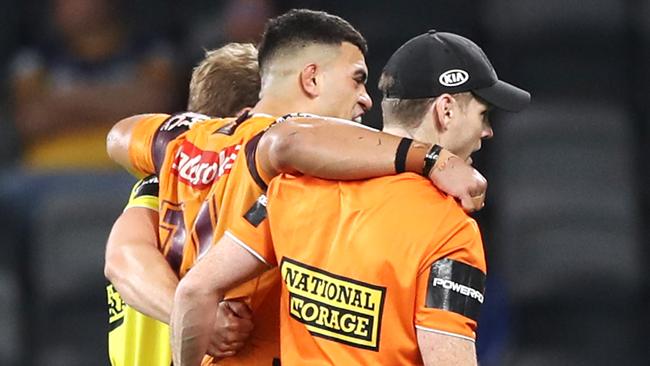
[128,112,281,365]
[230,173,487,365]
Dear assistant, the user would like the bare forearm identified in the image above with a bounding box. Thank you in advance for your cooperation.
[171,278,222,366]
[106,243,178,323]
[171,235,270,365]
[259,116,488,212]
[104,208,176,323]
[258,117,430,180]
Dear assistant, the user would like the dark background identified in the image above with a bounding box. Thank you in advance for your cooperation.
[0,0,646,365]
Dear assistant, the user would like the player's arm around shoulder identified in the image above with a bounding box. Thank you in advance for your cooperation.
[255,115,406,180]
[255,115,486,211]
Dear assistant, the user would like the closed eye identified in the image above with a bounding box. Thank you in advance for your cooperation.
[353,70,368,85]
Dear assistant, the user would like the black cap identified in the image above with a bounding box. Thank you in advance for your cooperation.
[382,30,530,112]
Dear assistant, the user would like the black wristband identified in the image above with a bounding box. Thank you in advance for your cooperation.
[422,144,443,177]
[394,137,413,173]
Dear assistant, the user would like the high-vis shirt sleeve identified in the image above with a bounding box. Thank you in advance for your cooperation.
[226,194,276,267]
[414,217,487,342]
[124,175,159,211]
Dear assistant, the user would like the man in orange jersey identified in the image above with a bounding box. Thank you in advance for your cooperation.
[104,43,261,366]
[108,10,486,366]
[172,30,530,365]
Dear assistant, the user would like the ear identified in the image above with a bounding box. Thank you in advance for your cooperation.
[433,93,454,131]
[299,63,319,98]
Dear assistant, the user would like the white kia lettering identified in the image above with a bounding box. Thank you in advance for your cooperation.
[439,69,469,87]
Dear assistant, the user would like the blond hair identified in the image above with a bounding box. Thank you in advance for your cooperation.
[188,43,261,117]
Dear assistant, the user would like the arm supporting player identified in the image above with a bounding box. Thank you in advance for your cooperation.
[171,235,268,366]
[107,113,486,212]
[256,116,430,180]
[257,116,487,211]
[104,206,178,323]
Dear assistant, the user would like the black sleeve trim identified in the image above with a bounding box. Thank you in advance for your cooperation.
[245,131,268,192]
[133,175,159,198]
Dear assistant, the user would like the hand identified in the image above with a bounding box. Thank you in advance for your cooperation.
[428,150,487,212]
[207,300,254,359]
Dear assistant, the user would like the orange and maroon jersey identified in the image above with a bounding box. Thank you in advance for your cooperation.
[230,173,487,365]
[127,112,282,365]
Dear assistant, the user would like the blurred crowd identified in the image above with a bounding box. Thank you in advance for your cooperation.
[0,0,647,365]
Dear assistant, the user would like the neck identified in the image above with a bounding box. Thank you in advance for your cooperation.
[250,86,314,117]
[381,125,413,139]
[382,122,437,145]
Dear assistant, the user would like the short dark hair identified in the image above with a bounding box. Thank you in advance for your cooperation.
[257,9,367,72]
[188,43,260,117]
[379,74,434,128]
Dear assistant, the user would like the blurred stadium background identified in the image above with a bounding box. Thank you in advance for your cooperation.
[0,0,646,365]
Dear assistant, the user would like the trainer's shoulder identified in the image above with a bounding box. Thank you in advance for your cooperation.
[372,173,465,215]
[372,173,444,199]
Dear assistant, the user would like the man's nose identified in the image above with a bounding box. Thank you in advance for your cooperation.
[359,88,372,112]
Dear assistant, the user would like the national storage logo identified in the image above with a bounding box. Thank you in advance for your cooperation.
[280,257,386,351]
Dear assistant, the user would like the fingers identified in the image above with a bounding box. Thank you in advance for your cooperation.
[208,301,255,358]
[209,350,234,359]
[224,299,253,319]
[428,151,488,212]
[208,339,246,355]
[459,195,481,213]
[470,169,488,197]
[469,193,486,212]
[221,305,255,335]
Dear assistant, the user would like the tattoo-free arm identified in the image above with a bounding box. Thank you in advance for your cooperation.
[104,207,178,323]
[171,235,269,366]
[417,328,477,366]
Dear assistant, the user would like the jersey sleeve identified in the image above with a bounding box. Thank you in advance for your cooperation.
[128,112,210,176]
[225,193,277,267]
[414,215,487,342]
[124,175,160,211]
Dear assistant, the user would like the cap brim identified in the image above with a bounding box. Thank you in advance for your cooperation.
[473,80,531,112]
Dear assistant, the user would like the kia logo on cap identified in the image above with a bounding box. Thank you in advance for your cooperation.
[439,69,469,87]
